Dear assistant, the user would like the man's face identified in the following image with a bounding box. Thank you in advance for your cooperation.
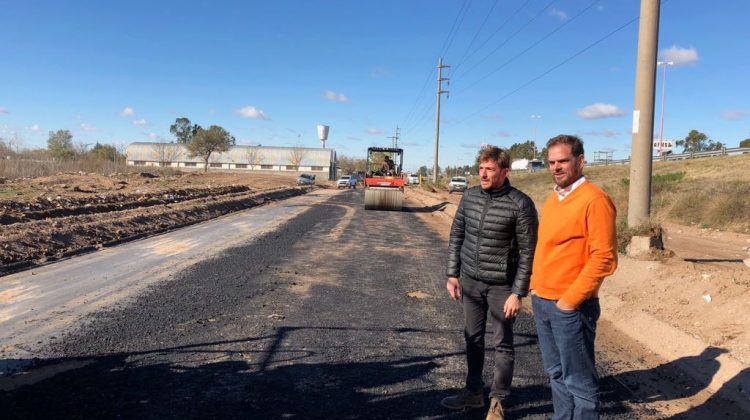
[547,144,584,188]
[478,158,508,190]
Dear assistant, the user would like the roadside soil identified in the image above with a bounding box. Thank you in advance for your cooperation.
[0,171,320,274]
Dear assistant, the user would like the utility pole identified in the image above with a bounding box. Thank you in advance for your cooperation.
[433,57,449,183]
[387,126,400,148]
[628,0,660,228]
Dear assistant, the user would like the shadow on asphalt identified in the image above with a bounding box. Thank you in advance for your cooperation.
[403,202,449,213]
[3,338,742,418]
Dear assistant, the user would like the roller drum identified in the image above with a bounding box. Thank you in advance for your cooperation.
[364,188,403,211]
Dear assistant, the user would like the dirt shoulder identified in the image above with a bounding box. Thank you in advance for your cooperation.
[0,171,321,275]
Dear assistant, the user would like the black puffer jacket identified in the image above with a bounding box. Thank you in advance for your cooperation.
[446,179,538,296]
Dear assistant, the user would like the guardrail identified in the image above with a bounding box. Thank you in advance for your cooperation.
[587,147,750,166]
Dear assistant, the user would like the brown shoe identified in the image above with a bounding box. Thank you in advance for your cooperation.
[440,388,484,410]
[485,397,504,420]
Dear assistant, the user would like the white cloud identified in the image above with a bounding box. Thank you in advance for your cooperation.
[577,103,625,119]
[0,106,8,114]
[659,45,699,66]
[236,105,270,120]
[132,118,147,126]
[721,109,750,120]
[27,124,42,133]
[120,106,135,117]
[80,123,97,132]
[365,127,382,135]
[323,90,350,104]
[148,133,158,139]
[548,8,568,20]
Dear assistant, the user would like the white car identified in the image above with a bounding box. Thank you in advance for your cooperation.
[448,176,468,193]
[408,174,420,185]
[337,175,357,189]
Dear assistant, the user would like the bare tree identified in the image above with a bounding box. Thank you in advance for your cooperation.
[151,142,182,167]
[9,133,24,153]
[245,146,263,169]
[288,146,308,168]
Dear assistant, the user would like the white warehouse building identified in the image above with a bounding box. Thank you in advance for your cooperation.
[125,142,338,180]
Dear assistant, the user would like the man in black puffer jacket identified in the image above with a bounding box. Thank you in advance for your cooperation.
[441,145,538,420]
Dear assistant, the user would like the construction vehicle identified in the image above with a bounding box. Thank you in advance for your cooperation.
[364,147,405,211]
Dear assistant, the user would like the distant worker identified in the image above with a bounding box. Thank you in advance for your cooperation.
[530,135,617,419]
[442,145,538,420]
[381,155,395,175]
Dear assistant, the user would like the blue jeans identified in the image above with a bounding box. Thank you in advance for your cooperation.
[532,295,601,420]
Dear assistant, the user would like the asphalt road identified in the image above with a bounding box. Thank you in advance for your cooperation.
[1,188,646,419]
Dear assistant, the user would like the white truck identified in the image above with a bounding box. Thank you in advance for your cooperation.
[511,158,545,172]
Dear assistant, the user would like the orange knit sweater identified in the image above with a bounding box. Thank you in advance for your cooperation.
[530,180,618,308]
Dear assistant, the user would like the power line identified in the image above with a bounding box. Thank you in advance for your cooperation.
[455,0,603,97]
[451,0,500,74]
[403,0,470,128]
[438,0,472,59]
[454,0,557,81]
[460,13,641,123]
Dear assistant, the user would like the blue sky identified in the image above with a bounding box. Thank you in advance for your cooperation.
[1,0,748,170]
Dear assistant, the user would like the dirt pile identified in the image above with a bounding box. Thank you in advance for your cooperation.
[0,171,313,274]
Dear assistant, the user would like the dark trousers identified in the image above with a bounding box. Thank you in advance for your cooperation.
[461,276,515,400]
[532,295,601,420]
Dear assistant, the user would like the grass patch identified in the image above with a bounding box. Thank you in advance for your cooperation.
[0,187,21,198]
[652,171,686,184]
[706,181,750,228]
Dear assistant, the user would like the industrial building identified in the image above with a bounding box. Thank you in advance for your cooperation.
[125,142,337,180]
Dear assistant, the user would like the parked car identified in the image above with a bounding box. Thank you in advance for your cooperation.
[296,173,316,185]
[408,174,420,185]
[337,175,357,189]
[447,176,468,193]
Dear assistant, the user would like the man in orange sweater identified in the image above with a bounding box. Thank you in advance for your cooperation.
[530,135,617,419]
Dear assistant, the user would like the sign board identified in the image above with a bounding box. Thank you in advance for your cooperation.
[652,139,673,153]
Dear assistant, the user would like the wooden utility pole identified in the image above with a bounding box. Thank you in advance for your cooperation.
[433,57,449,183]
[628,0,660,227]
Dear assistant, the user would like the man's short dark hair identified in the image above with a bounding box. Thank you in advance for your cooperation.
[477,145,511,169]
[547,135,584,157]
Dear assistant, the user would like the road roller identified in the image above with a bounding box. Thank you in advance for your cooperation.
[364,147,405,211]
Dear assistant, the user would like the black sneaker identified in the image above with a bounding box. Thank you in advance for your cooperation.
[440,389,484,410]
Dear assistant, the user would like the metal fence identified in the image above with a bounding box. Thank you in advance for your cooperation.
[588,147,750,167]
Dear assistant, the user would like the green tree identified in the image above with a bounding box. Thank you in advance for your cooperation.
[537,146,548,164]
[508,140,536,160]
[170,117,201,144]
[89,142,119,162]
[186,125,235,172]
[740,138,750,148]
[676,130,723,153]
[47,129,75,160]
[417,165,429,176]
